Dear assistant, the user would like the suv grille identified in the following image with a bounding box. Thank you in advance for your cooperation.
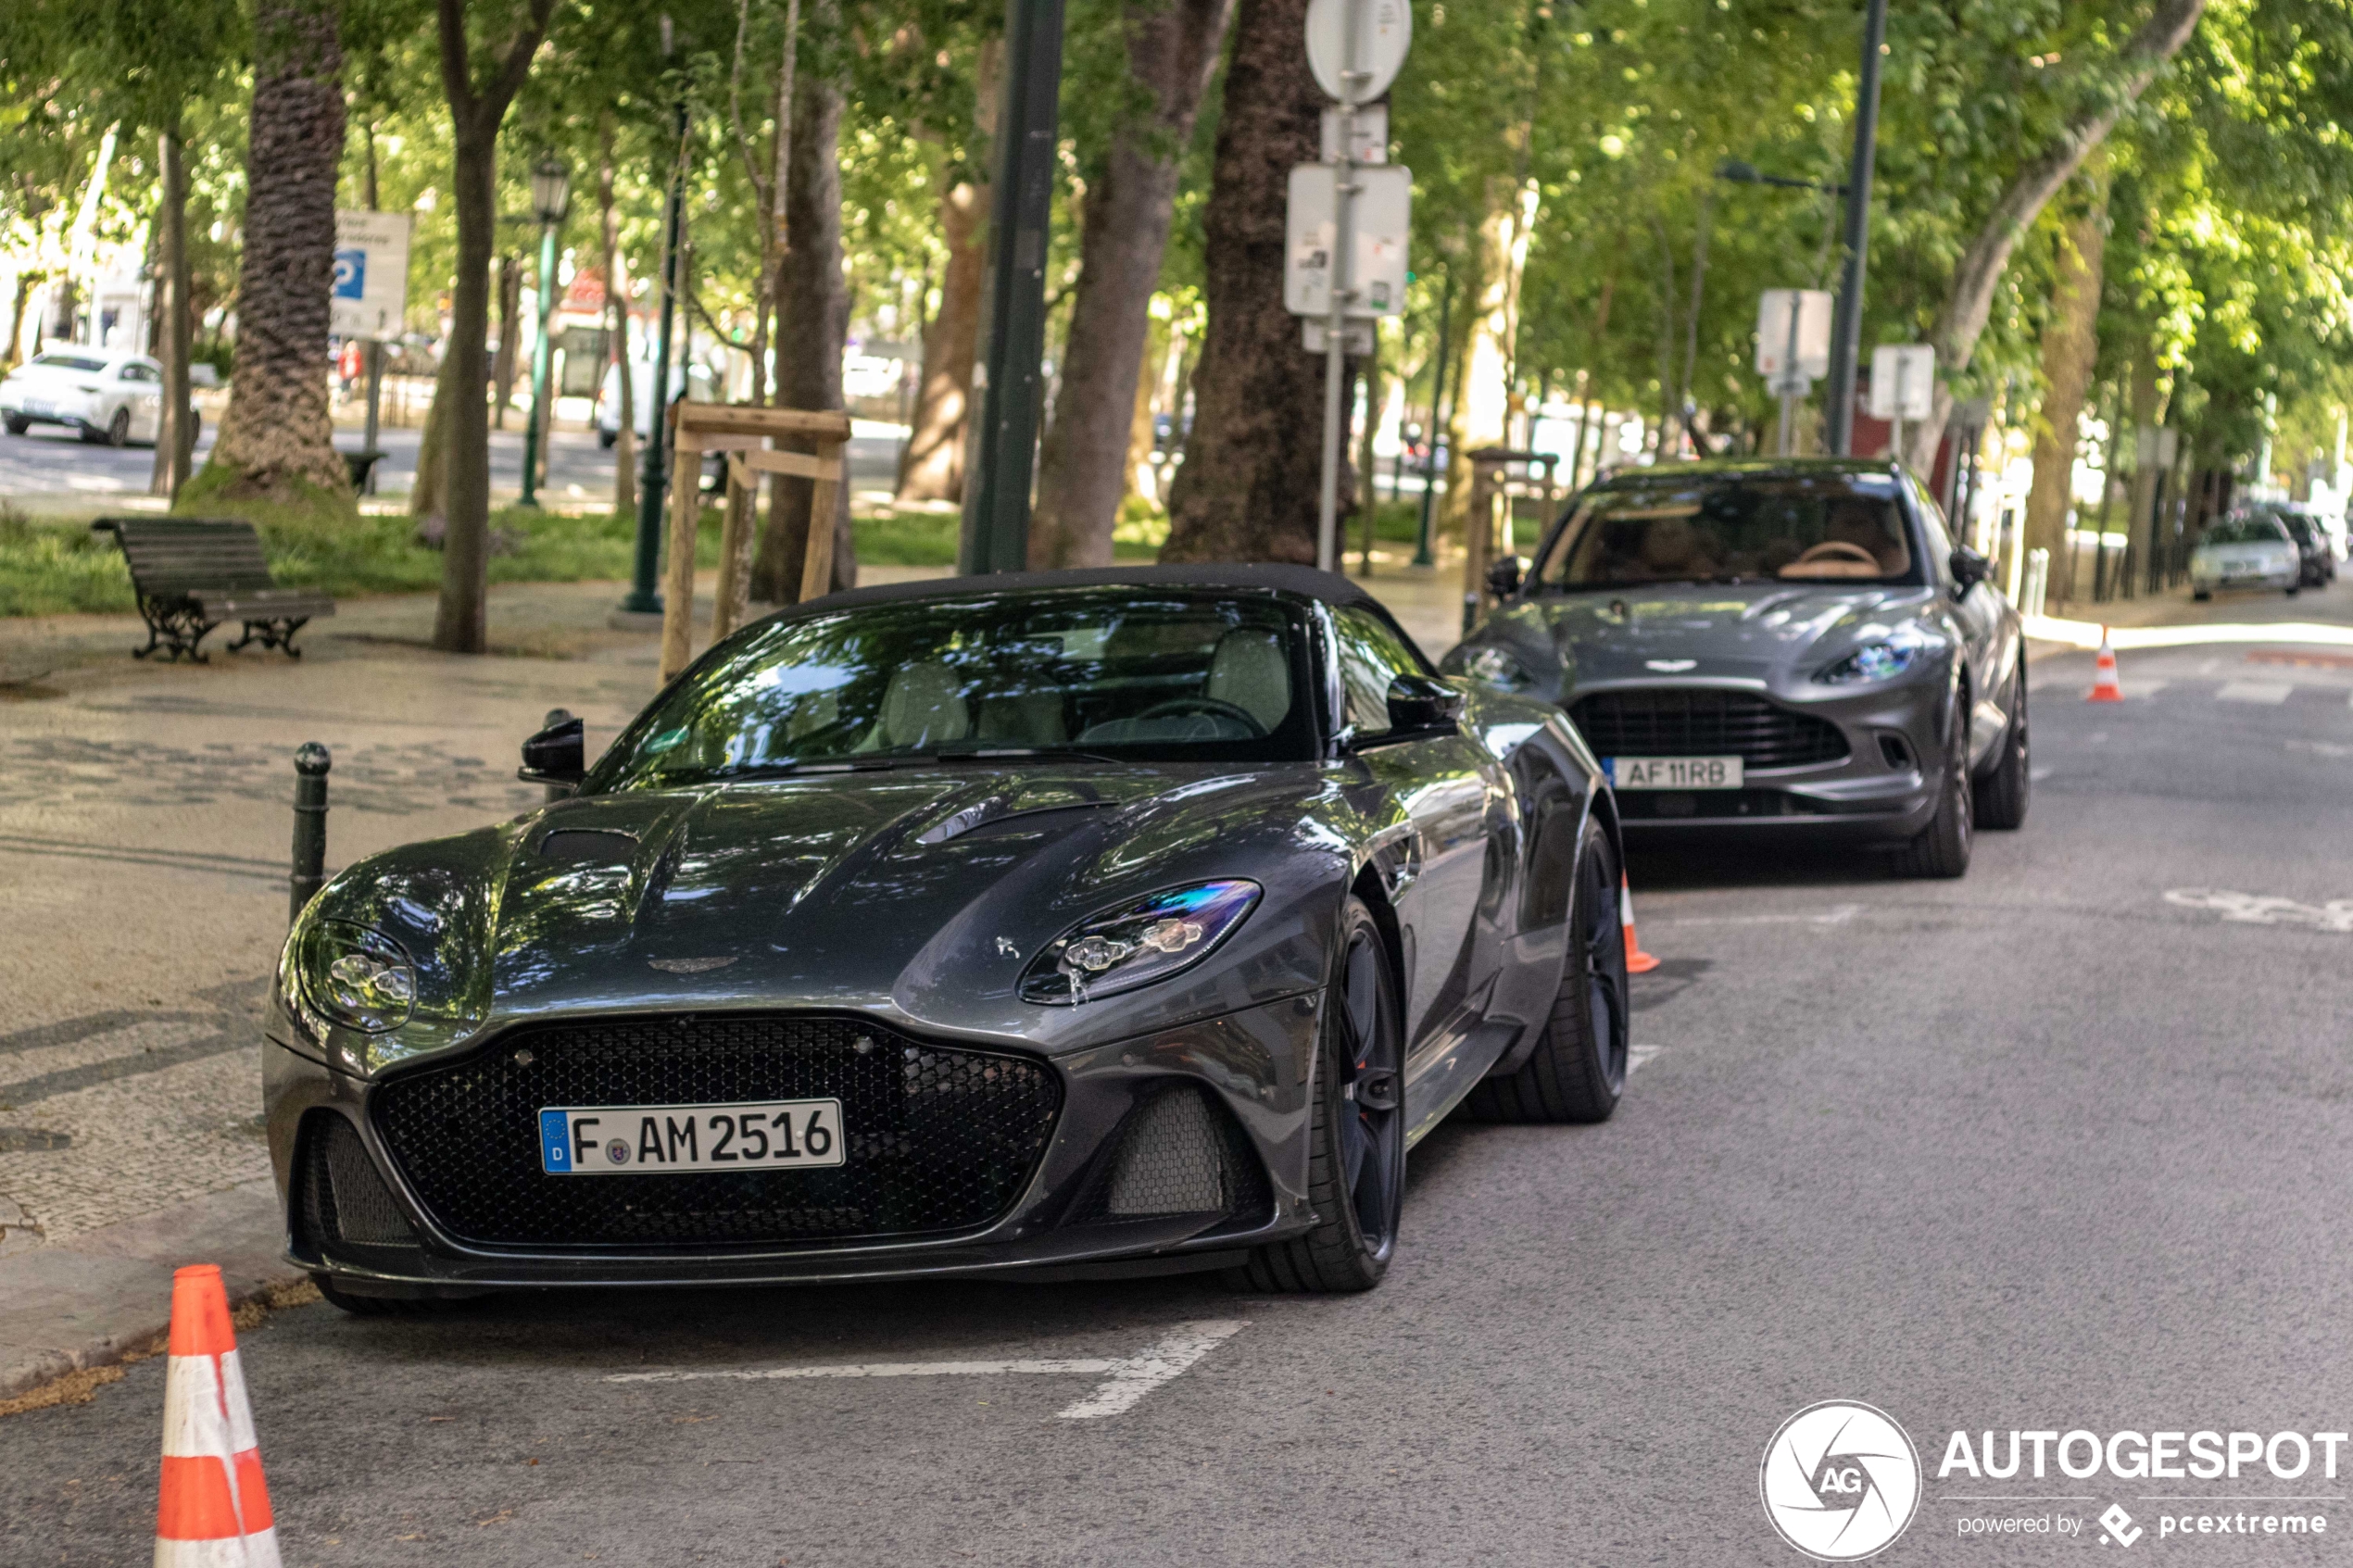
[371,1015,1061,1248]
[1573,689,1848,768]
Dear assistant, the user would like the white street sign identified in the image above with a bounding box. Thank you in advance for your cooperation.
[1305,0,1413,104]
[1285,162,1411,319]
[330,209,412,341]
[1755,289,1831,386]
[1320,102,1389,164]
[1303,318,1374,355]
[1869,344,1936,420]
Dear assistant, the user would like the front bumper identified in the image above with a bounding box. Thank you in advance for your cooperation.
[1570,678,1945,841]
[267,996,1322,1295]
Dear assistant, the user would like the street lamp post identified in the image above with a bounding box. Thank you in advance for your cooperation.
[1824,0,1889,457]
[519,154,571,511]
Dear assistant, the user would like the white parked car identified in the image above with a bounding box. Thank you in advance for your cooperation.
[2189,513,2302,600]
[0,349,182,446]
[595,358,716,448]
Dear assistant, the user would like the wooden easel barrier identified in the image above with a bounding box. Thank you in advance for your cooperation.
[661,401,853,682]
[1460,446,1559,633]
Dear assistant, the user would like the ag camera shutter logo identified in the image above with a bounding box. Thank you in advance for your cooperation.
[1762,1400,1922,1560]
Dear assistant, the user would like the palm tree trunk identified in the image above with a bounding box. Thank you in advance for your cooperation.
[202,0,349,508]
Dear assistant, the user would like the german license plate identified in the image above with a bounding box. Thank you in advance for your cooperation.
[537,1099,844,1174]
[1608,755,1744,790]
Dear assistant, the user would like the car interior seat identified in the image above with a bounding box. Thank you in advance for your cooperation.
[870,661,970,749]
[1204,629,1290,732]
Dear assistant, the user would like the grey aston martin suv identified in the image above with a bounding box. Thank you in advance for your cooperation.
[1446,458,2028,877]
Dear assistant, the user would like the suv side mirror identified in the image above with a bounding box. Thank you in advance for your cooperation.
[1385,673,1466,736]
[1949,546,1991,592]
[520,716,585,788]
[1486,555,1526,598]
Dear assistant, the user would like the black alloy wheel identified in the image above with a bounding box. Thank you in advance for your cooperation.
[1896,701,1974,878]
[1972,665,2031,830]
[1462,816,1629,1123]
[1230,896,1403,1293]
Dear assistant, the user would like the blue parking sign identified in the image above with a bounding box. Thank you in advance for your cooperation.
[333,248,366,300]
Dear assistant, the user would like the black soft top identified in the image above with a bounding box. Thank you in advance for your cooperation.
[786,562,1382,617]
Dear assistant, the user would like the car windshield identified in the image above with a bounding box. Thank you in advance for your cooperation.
[1536,471,1917,589]
[2203,517,2292,546]
[30,353,108,374]
[588,588,1317,791]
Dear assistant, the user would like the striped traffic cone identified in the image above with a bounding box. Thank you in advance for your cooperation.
[1620,873,1662,974]
[156,1264,281,1567]
[2088,627,2124,702]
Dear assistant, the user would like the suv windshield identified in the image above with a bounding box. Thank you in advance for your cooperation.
[1538,470,1918,589]
[588,588,1317,791]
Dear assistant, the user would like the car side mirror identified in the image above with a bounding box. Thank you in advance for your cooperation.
[520,715,585,788]
[1949,546,1991,592]
[1385,673,1466,736]
[1486,555,1526,598]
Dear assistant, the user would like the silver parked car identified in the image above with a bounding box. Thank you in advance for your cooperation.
[1447,458,2029,878]
[2190,512,2307,599]
[0,349,179,445]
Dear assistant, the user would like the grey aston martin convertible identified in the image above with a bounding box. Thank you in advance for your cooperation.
[267,566,1627,1307]
[1446,459,2028,876]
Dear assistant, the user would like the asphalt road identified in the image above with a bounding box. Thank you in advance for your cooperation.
[6,628,2352,1567]
[0,419,911,510]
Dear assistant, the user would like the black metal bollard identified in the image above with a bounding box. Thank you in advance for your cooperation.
[290,742,332,924]
[541,708,574,804]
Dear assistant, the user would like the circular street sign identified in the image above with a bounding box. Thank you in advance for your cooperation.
[1305,0,1414,104]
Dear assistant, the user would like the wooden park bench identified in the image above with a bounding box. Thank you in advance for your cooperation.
[90,517,336,661]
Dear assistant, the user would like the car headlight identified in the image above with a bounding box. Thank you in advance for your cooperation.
[1020,881,1261,1005]
[296,921,416,1033]
[1816,626,1939,685]
[1462,645,1532,691]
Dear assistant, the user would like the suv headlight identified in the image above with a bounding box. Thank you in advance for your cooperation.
[296,921,416,1033]
[1816,627,1937,685]
[1021,881,1260,1004]
[1461,645,1532,691]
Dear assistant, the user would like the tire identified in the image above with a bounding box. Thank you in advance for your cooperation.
[105,407,131,447]
[1894,706,1974,878]
[3,416,26,436]
[1460,817,1629,1123]
[2286,586,2300,597]
[598,427,618,450]
[1972,667,2031,831]
[311,1275,478,1316]
[1228,896,1403,1293]
[2193,589,2212,601]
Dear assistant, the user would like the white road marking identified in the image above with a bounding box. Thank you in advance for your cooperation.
[1655,904,1860,928]
[2133,679,2169,697]
[1628,1045,1665,1075]
[2216,681,2293,704]
[2288,738,2353,759]
[2163,888,2353,934]
[2030,766,2055,782]
[603,1319,1248,1421]
[2198,659,2221,674]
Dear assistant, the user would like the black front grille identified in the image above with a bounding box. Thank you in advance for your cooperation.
[299,1113,419,1249]
[371,1015,1061,1248]
[1574,689,1849,768]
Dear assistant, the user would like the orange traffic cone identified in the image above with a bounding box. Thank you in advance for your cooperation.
[2089,627,2124,702]
[156,1264,281,1567]
[1620,873,1662,974]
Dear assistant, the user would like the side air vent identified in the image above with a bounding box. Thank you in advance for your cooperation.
[1878,734,1915,770]
[300,1114,419,1248]
[1076,1085,1270,1224]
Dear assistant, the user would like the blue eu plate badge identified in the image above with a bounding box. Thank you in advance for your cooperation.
[538,1109,573,1171]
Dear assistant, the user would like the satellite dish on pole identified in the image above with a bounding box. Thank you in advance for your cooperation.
[1305,0,1413,104]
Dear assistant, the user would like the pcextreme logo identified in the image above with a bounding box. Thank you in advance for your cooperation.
[1762,1400,1924,1561]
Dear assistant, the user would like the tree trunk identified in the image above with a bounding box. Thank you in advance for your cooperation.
[1160,0,1328,564]
[1028,0,1235,568]
[491,254,522,428]
[599,130,636,520]
[149,124,195,501]
[1906,0,2206,470]
[1443,184,1529,533]
[2021,188,2108,602]
[2,272,36,370]
[896,41,999,505]
[430,0,560,654]
[202,0,349,507]
[2123,346,2163,592]
[751,44,856,603]
[409,344,460,521]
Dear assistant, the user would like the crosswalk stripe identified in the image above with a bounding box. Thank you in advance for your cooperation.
[2216,681,2293,705]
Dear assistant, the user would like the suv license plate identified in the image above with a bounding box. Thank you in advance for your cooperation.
[1609,755,1744,790]
[538,1099,844,1174]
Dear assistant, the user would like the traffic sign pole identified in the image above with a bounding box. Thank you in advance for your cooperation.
[1315,0,1361,575]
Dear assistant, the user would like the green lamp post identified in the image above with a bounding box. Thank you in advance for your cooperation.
[518,153,571,509]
